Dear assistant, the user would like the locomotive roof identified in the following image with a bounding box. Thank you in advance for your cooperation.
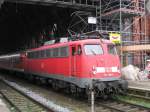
[27,39,113,52]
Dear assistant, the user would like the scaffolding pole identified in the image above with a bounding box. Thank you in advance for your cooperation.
[120,0,123,66]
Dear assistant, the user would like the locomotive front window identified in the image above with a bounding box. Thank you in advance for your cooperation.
[84,45,103,55]
[108,44,117,55]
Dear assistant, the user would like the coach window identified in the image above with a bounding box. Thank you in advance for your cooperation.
[28,52,32,58]
[38,51,40,58]
[31,52,34,58]
[32,52,36,58]
[30,52,33,58]
[27,53,29,58]
[35,51,38,58]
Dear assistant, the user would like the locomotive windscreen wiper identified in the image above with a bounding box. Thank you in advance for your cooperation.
[90,49,96,55]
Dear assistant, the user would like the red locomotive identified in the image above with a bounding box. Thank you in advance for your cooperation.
[0,37,127,97]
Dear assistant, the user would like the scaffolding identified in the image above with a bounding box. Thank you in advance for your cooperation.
[29,0,147,69]
[5,0,148,69]
[95,0,147,69]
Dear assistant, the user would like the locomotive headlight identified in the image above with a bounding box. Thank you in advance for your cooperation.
[112,67,121,73]
[92,71,97,75]
[111,67,117,72]
[112,66,120,73]
[92,66,97,75]
[117,67,121,73]
[92,66,95,70]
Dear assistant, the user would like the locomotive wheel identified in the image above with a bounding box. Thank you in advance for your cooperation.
[28,74,35,82]
[52,80,59,91]
[70,84,76,95]
[70,84,83,97]
[35,77,43,85]
[86,87,99,99]
[76,87,83,97]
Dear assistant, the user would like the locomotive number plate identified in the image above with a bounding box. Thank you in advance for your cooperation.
[105,68,111,72]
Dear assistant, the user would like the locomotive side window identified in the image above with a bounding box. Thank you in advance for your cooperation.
[77,45,82,55]
[27,46,69,59]
[108,45,117,55]
[72,47,76,56]
[41,50,45,58]
[60,47,68,57]
[53,48,59,57]
[35,51,38,58]
[84,44,103,55]
[46,49,51,57]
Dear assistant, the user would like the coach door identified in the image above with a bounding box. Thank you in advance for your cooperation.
[71,45,77,76]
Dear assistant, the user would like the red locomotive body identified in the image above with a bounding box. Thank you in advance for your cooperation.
[0,38,127,97]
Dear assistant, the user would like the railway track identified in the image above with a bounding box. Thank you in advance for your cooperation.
[0,73,150,112]
[96,100,150,112]
[0,78,72,112]
[0,79,50,112]
[127,87,150,100]
[113,87,150,109]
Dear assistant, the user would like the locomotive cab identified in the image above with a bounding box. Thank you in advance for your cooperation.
[70,39,127,96]
[81,40,121,79]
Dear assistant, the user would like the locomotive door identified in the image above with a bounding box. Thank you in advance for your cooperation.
[71,46,77,76]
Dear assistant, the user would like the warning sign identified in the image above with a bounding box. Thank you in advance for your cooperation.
[109,33,121,44]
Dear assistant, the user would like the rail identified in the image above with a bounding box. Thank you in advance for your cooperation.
[0,78,71,112]
[127,86,150,100]
[96,100,150,112]
[0,72,150,112]
[0,78,50,112]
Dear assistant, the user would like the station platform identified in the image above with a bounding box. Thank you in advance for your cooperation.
[128,80,150,92]
[0,97,10,112]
